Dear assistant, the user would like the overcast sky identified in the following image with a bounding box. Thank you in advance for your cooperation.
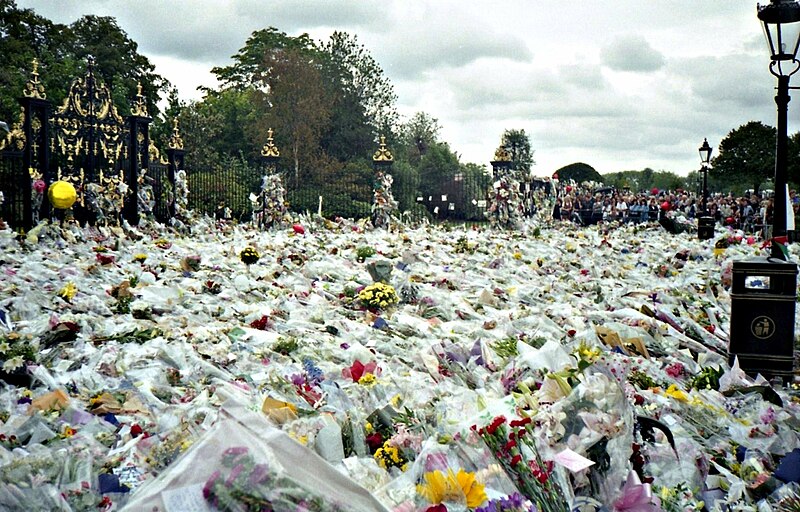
[17,0,799,176]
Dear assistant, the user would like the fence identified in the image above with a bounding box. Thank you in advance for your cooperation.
[0,61,530,231]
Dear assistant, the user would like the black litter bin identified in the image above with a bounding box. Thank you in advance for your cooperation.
[698,216,715,241]
[728,256,798,380]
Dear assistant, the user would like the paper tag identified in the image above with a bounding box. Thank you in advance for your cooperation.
[250,371,268,383]
[554,448,595,472]
[162,483,212,512]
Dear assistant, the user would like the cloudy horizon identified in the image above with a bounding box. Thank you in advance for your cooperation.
[17,0,798,177]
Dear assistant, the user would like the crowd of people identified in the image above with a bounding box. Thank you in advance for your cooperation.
[550,183,800,237]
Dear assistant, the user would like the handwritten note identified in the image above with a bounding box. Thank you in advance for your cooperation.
[162,483,212,512]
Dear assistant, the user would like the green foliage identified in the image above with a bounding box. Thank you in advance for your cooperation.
[711,121,776,194]
[690,366,724,391]
[271,337,299,356]
[491,337,519,359]
[0,4,168,126]
[501,128,535,173]
[399,112,441,164]
[356,246,376,260]
[628,370,660,389]
[555,162,602,184]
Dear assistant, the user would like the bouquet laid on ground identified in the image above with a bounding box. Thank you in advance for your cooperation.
[204,446,344,511]
[359,282,399,310]
[474,416,569,512]
[240,246,260,265]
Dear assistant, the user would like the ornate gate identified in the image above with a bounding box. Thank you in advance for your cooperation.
[0,58,182,231]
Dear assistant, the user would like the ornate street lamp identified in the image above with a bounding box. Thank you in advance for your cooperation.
[758,0,800,258]
[699,138,712,215]
[697,139,715,240]
[726,0,800,381]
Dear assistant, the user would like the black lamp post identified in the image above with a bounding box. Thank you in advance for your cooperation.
[758,0,800,258]
[725,0,800,381]
[699,138,712,215]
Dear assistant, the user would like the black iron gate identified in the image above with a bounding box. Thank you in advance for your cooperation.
[0,58,182,232]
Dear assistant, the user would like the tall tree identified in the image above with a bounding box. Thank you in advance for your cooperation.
[711,121,776,194]
[0,3,168,126]
[501,129,534,174]
[320,31,398,136]
[554,162,602,183]
[399,112,441,164]
[252,47,334,183]
[68,15,167,117]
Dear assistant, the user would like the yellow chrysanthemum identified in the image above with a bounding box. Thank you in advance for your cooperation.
[358,373,377,386]
[58,282,77,301]
[416,469,487,508]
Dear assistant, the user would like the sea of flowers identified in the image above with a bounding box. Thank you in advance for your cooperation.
[0,214,798,512]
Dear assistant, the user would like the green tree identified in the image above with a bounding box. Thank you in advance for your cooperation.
[320,31,398,137]
[67,15,167,118]
[711,121,776,194]
[399,112,441,164]
[554,162,602,183]
[501,129,534,174]
[0,3,168,127]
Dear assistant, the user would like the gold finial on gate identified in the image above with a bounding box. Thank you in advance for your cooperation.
[131,81,149,117]
[493,143,511,162]
[168,118,184,150]
[372,135,393,162]
[260,127,280,158]
[23,58,46,99]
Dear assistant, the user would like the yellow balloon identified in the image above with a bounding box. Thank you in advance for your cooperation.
[48,181,77,210]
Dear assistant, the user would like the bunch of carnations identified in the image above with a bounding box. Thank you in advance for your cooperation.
[474,416,569,512]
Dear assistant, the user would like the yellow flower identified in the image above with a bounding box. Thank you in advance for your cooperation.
[365,422,373,433]
[358,373,377,386]
[664,384,689,403]
[133,253,147,263]
[513,252,522,260]
[416,469,487,508]
[58,282,77,301]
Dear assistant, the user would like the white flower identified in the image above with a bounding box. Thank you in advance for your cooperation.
[2,356,24,373]
[0,342,9,354]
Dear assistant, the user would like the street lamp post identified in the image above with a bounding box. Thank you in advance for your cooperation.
[697,139,715,240]
[699,138,712,215]
[758,0,800,258]
[726,0,800,381]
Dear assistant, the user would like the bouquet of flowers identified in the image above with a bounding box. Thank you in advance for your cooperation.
[240,246,260,265]
[203,446,345,511]
[474,416,569,512]
[358,283,399,310]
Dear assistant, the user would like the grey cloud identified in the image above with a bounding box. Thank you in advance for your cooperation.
[234,0,386,31]
[601,35,665,72]
[377,30,532,80]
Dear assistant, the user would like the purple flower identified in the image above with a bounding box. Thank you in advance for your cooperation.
[247,463,271,486]
[202,470,220,499]
[225,464,244,487]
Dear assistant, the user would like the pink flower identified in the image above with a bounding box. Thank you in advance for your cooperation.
[613,471,661,512]
[342,360,381,382]
[33,180,46,193]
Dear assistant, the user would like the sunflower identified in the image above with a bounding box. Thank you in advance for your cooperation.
[416,469,487,508]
